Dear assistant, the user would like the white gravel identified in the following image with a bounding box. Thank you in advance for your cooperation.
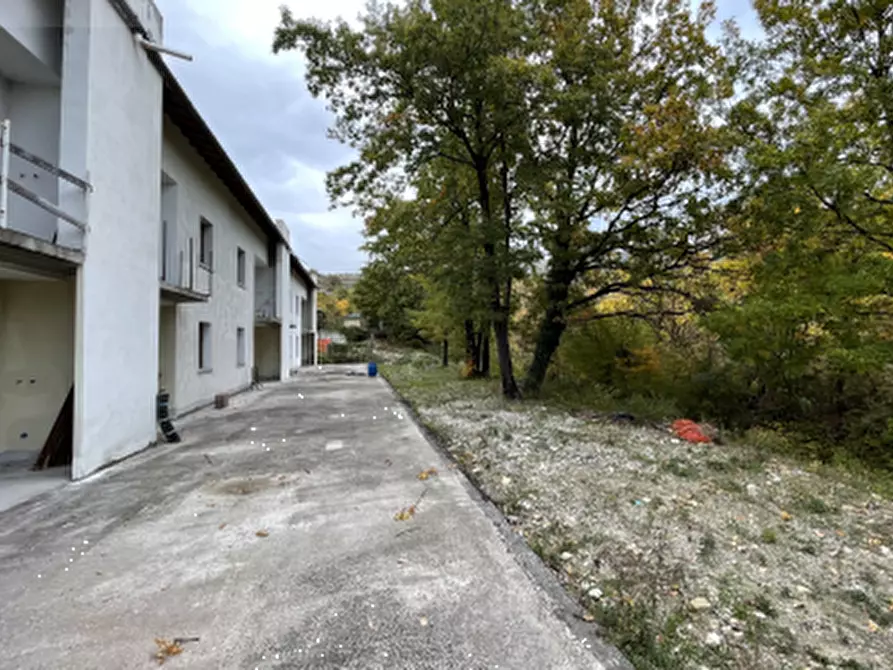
[388,364,893,670]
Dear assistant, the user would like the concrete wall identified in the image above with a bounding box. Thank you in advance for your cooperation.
[276,243,289,380]
[0,278,74,456]
[0,74,10,121]
[5,83,61,241]
[0,0,63,77]
[161,119,268,415]
[287,271,310,373]
[66,0,163,478]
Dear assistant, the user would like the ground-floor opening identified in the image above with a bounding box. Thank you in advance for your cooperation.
[0,270,75,510]
[254,324,281,382]
[158,303,178,413]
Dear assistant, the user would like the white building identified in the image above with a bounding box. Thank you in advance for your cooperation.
[0,0,318,482]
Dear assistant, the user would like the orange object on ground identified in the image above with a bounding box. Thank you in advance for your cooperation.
[671,419,712,444]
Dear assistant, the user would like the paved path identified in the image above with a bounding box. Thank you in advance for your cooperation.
[0,368,628,669]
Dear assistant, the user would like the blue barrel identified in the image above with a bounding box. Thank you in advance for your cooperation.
[367,361,378,377]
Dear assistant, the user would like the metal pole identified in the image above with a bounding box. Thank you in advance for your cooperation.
[0,119,10,229]
[7,178,88,230]
[135,36,194,62]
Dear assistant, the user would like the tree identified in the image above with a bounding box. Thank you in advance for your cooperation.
[733,1,893,254]
[352,259,425,342]
[518,0,733,392]
[274,0,536,397]
[362,164,500,376]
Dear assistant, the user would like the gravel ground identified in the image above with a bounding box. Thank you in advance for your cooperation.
[384,362,893,670]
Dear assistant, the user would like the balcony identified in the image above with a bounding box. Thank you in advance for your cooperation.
[254,263,279,325]
[0,118,88,275]
[159,229,210,304]
[254,303,280,325]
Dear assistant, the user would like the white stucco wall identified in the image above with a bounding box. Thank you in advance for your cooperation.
[276,243,290,380]
[161,119,269,415]
[287,270,310,372]
[68,0,163,478]
[0,74,10,121]
[0,278,74,456]
[0,0,63,77]
[5,83,61,241]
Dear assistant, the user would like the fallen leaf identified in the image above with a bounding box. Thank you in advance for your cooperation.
[255,530,269,538]
[154,638,183,665]
[394,506,416,522]
[417,467,438,481]
[582,612,595,622]
[781,511,793,522]
[218,523,227,530]
[868,620,879,633]
[419,616,429,627]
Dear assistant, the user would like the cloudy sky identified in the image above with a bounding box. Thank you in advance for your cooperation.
[153,0,760,274]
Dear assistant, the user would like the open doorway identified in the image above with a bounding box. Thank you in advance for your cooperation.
[158,304,177,410]
[0,272,75,510]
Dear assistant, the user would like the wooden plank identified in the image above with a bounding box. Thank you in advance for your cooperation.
[33,386,74,470]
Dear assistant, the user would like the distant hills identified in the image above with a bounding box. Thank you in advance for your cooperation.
[318,273,361,294]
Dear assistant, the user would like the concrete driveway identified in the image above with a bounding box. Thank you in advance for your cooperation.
[0,368,628,669]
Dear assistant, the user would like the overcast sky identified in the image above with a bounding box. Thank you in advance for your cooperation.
[153,0,760,274]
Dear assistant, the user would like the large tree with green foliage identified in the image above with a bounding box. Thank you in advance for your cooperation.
[362,163,500,375]
[274,0,537,397]
[352,258,425,342]
[518,0,733,392]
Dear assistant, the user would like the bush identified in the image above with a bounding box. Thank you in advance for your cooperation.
[343,326,370,343]
[321,342,368,364]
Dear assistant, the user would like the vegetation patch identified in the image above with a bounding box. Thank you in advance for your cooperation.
[386,361,893,670]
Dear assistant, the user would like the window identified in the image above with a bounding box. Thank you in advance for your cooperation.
[199,218,213,269]
[236,248,246,288]
[236,327,246,367]
[198,321,212,371]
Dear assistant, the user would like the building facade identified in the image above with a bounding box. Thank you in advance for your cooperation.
[0,0,317,481]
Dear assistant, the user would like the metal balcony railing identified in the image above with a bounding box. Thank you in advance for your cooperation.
[160,232,212,298]
[0,119,92,234]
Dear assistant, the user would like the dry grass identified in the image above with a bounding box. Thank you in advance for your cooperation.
[385,363,893,670]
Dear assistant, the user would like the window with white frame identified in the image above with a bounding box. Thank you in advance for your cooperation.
[237,248,246,288]
[199,218,213,269]
[199,321,212,371]
[237,327,246,367]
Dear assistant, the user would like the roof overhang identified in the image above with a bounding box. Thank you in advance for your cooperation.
[106,0,288,250]
[290,254,317,289]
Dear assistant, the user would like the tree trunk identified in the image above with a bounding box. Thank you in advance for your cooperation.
[464,319,480,374]
[493,315,519,398]
[524,303,569,394]
[442,339,449,367]
[473,156,519,397]
[523,258,575,394]
[481,331,490,377]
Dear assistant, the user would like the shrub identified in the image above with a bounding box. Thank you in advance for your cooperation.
[343,325,370,343]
